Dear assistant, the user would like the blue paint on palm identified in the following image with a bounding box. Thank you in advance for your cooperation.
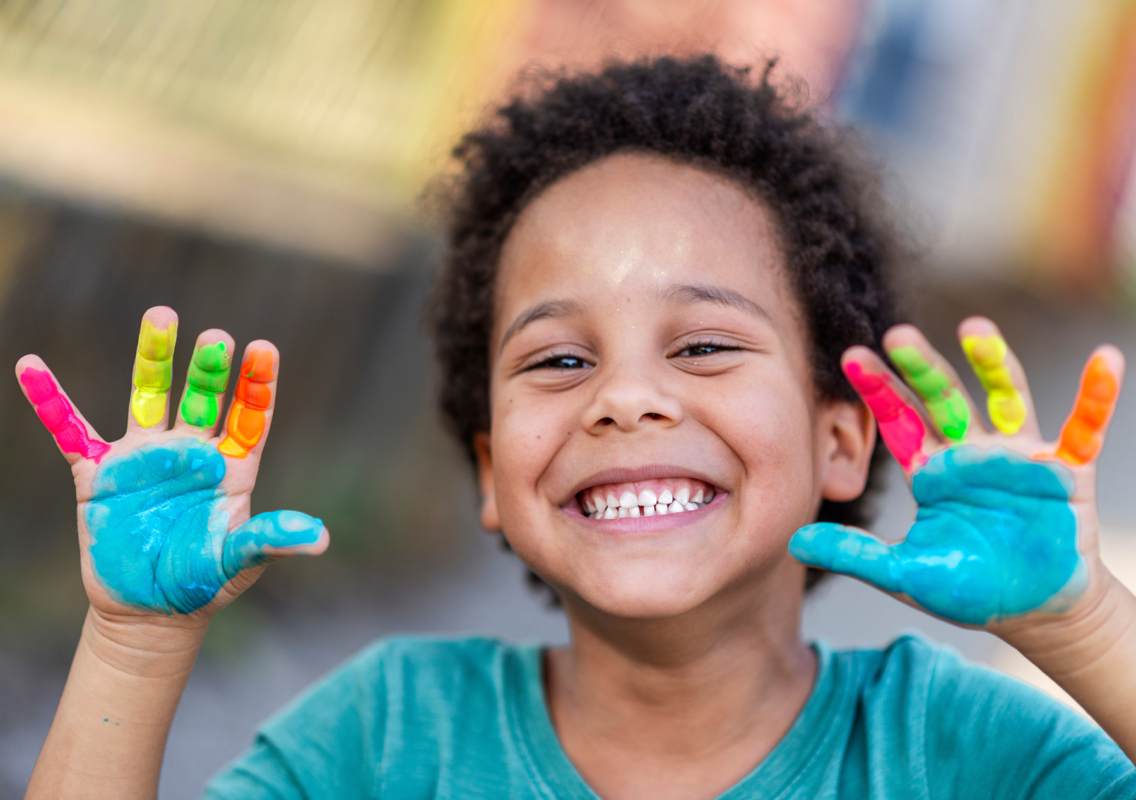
[790,446,1086,625]
[86,439,323,614]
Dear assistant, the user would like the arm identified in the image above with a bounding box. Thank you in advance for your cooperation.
[21,307,328,799]
[790,318,1136,764]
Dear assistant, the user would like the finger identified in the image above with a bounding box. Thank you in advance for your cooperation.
[15,355,112,466]
[959,318,1038,437]
[789,523,902,594]
[842,347,939,473]
[222,510,328,578]
[173,329,235,437]
[1054,346,1125,465]
[128,307,179,432]
[217,342,279,459]
[883,325,977,442]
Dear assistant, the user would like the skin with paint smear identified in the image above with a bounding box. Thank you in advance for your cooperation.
[961,334,1026,434]
[18,368,111,463]
[218,350,273,458]
[791,446,1085,625]
[842,361,926,471]
[888,346,969,440]
[86,439,323,614]
[181,341,232,428]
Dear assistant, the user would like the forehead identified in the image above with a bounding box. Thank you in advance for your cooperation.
[495,153,793,327]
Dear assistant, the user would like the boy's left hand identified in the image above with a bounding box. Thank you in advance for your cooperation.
[790,317,1125,640]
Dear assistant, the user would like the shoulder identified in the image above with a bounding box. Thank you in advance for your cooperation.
[827,635,1135,800]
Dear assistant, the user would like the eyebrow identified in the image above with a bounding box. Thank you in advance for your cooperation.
[499,299,585,353]
[661,283,771,321]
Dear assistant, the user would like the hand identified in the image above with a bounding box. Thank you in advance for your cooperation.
[789,317,1123,630]
[15,306,329,625]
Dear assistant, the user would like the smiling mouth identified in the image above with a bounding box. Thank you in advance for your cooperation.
[574,478,716,519]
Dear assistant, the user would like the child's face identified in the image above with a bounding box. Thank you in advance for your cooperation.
[476,153,873,619]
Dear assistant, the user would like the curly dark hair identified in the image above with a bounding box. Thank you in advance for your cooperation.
[427,54,901,598]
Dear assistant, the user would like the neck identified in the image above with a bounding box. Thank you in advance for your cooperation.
[546,562,816,774]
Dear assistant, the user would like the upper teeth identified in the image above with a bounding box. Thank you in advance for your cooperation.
[578,478,715,519]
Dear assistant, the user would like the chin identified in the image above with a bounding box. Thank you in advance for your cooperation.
[559,561,723,620]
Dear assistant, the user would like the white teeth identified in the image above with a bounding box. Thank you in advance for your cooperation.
[594,493,607,512]
[705,488,715,502]
[691,488,703,504]
[643,505,655,516]
[668,501,685,514]
[583,496,596,513]
[637,489,657,507]
[683,502,698,512]
[658,489,673,506]
[656,503,669,515]
[618,506,630,518]
[606,492,619,510]
[628,505,640,517]
[604,507,618,519]
[619,491,637,509]
[675,487,690,504]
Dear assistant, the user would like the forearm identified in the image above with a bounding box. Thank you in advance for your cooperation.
[26,607,207,800]
[1007,575,1136,762]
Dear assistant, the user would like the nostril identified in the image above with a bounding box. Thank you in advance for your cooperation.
[645,413,662,420]
[599,417,615,425]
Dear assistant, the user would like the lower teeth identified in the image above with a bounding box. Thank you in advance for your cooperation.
[589,500,710,520]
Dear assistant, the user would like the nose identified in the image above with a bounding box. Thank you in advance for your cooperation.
[582,361,684,433]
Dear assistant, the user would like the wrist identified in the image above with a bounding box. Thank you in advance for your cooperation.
[998,570,1136,683]
[83,606,208,679]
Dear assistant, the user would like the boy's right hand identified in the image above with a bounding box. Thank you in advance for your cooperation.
[15,305,328,634]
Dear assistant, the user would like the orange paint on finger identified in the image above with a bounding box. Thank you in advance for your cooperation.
[1055,355,1119,465]
[217,350,274,458]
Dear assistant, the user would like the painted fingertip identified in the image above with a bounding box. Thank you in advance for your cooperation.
[18,366,111,463]
[888,346,970,441]
[181,339,232,427]
[217,348,275,458]
[843,360,928,471]
[1056,355,1120,465]
[223,510,325,575]
[961,334,1026,434]
[131,317,178,427]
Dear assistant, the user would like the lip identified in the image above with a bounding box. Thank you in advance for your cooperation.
[562,488,728,531]
[561,463,724,506]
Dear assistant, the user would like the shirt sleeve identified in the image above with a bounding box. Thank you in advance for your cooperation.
[202,642,387,800]
[923,646,1136,800]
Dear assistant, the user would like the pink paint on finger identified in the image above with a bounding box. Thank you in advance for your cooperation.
[844,361,927,471]
[19,368,110,463]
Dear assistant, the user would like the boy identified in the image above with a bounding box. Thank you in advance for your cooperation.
[21,56,1136,799]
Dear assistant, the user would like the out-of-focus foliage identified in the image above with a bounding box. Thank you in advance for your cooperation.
[0,0,527,265]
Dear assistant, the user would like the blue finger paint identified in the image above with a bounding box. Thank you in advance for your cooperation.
[86,439,323,614]
[790,446,1086,625]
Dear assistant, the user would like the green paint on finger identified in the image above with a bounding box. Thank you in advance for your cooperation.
[181,341,231,427]
[889,346,970,440]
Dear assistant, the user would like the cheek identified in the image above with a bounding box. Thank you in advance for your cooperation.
[490,389,574,503]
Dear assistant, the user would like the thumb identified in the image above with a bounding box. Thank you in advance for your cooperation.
[222,510,328,579]
[789,523,902,594]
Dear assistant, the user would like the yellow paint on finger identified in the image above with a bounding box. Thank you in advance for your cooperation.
[131,318,177,427]
[962,334,1027,434]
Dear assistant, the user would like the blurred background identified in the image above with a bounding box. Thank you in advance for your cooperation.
[1,0,1135,795]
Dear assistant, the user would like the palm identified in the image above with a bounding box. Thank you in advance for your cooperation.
[17,308,326,621]
[791,320,1121,629]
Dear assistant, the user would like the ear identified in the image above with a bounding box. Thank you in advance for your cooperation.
[818,398,876,502]
[473,431,501,532]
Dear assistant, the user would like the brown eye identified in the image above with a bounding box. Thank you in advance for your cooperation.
[529,354,591,371]
[676,342,739,358]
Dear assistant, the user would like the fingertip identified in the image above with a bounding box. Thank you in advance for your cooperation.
[881,324,923,351]
[1092,344,1125,384]
[15,354,45,379]
[143,305,179,327]
[957,316,999,340]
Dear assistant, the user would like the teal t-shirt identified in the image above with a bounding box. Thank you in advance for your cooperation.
[204,635,1135,799]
